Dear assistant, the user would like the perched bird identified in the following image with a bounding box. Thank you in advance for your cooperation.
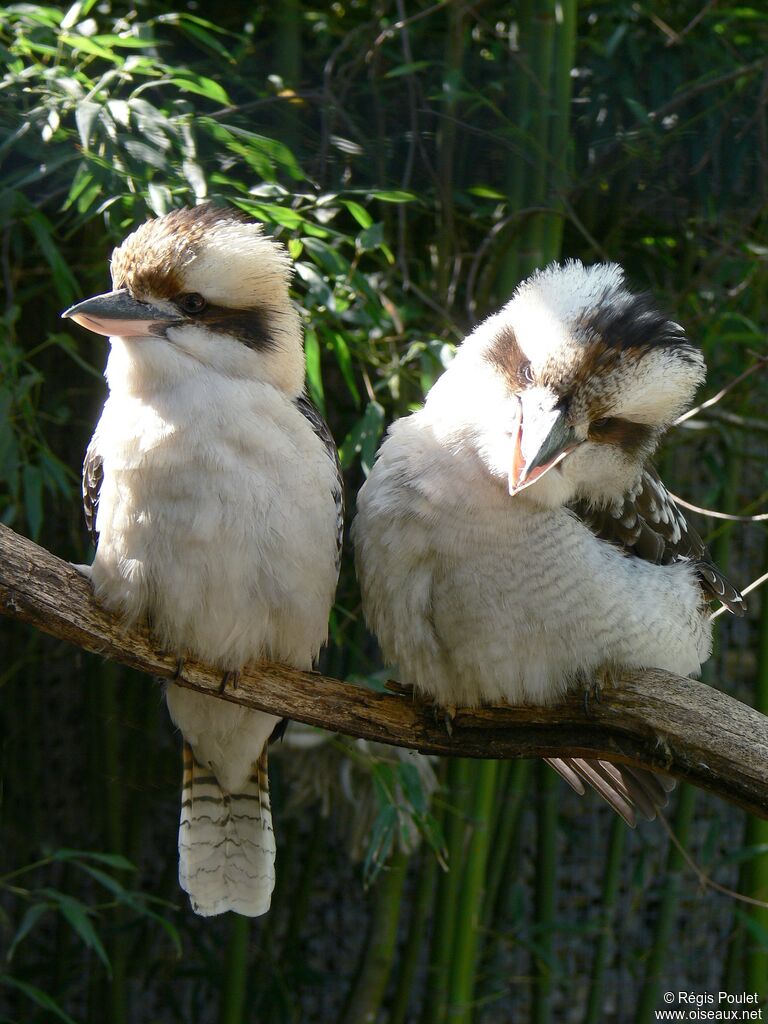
[353,260,744,825]
[63,204,343,915]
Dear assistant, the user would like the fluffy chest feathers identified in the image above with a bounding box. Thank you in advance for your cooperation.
[353,412,712,707]
[90,347,339,671]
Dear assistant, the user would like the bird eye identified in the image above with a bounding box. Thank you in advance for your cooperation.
[521,362,534,385]
[591,417,613,431]
[178,292,207,315]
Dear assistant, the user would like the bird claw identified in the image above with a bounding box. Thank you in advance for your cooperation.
[219,670,240,694]
[433,703,458,736]
[174,657,186,682]
[583,665,617,715]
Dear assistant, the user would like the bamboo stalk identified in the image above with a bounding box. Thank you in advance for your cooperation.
[435,1,467,299]
[497,0,534,297]
[541,0,577,261]
[422,758,472,1024]
[634,785,697,1023]
[101,663,128,1024]
[583,815,627,1024]
[447,758,499,1023]
[221,916,251,1024]
[744,530,768,1000]
[517,0,556,278]
[389,849,438,1024]
[341,849,409,1024]
[482,760,531,937]
[531,762,559,1024]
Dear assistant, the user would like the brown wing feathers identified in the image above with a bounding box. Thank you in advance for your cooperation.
[82,441,104,546]
[570,465,746,615]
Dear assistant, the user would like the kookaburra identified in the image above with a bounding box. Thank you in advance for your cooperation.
[353,260,744,825]
[63,204,343,915]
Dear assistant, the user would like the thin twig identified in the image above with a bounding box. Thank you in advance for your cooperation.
[657,809,768,910]
[667,493,768,524]
[368,0,453,56]
[712,571,768,621]
[675,353,768,425]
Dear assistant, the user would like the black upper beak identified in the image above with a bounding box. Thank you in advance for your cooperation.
[61,289,183,338]
[509,393,581,495]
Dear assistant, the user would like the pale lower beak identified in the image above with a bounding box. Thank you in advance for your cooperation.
[61,289,182,338]
[509,395,580,495]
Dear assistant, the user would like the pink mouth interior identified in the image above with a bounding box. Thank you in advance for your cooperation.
[508,412,575,496]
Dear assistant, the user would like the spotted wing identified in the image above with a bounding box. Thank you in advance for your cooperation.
[82,437,103,547]
[569,464,746,615]
[296,395,344,573]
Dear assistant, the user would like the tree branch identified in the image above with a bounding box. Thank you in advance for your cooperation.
[2,523,767,819]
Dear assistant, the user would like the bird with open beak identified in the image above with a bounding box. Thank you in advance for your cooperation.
[63,203,343,916]
[353,260,744,825]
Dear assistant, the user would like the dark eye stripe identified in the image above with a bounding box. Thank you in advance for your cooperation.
[589,417,653,454]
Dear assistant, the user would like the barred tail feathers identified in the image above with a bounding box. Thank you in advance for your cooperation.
[179,742,276,917]
[545,756,675,828]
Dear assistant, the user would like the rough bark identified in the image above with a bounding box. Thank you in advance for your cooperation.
[1,523,766,818]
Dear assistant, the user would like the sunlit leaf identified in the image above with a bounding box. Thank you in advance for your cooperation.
[167,75,229,104]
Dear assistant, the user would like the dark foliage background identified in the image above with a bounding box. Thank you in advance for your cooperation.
[1,2,767,1022]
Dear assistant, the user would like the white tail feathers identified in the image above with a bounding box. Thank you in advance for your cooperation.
[179,742,276,917]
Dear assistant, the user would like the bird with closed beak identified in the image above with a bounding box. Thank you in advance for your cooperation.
[353,260,744,825]
[63,203,343,915]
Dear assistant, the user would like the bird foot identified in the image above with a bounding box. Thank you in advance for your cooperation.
[219,670,241,694]
[433,702,458,736]
[583,665,617,716]
[70,562,93,580]
[174,657,186,682]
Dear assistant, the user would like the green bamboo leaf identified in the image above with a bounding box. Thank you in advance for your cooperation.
[147,182,172,215]
[245,203,303,229]
[384,60,432,78]
[56,897,111,972]
[60,33,121,62]
[75,101,101,150]
[0,975,78,1024]
[52,849,135,870]
[370,190,416,203]
[26,211,80,304]
[7,904,48,961]
[182,159,207,198]
[341,199,373,229]
[364,805,397,886]
[357,223,384,251]
[735,909,768,950]
[329,331,361,405]
[124,140,168,170]
[338,401,385,474]
[22,464,43,540]
[304,329,325,414]
[167,76,230,104]
[467,185,506,198]
[397,762,427,814]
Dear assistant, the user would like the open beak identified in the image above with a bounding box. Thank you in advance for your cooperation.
[61,289,182,338]
[509,391,580,495]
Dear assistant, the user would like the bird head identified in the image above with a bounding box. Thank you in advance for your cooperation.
[427,261,705,508]
[62,203,304,395]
